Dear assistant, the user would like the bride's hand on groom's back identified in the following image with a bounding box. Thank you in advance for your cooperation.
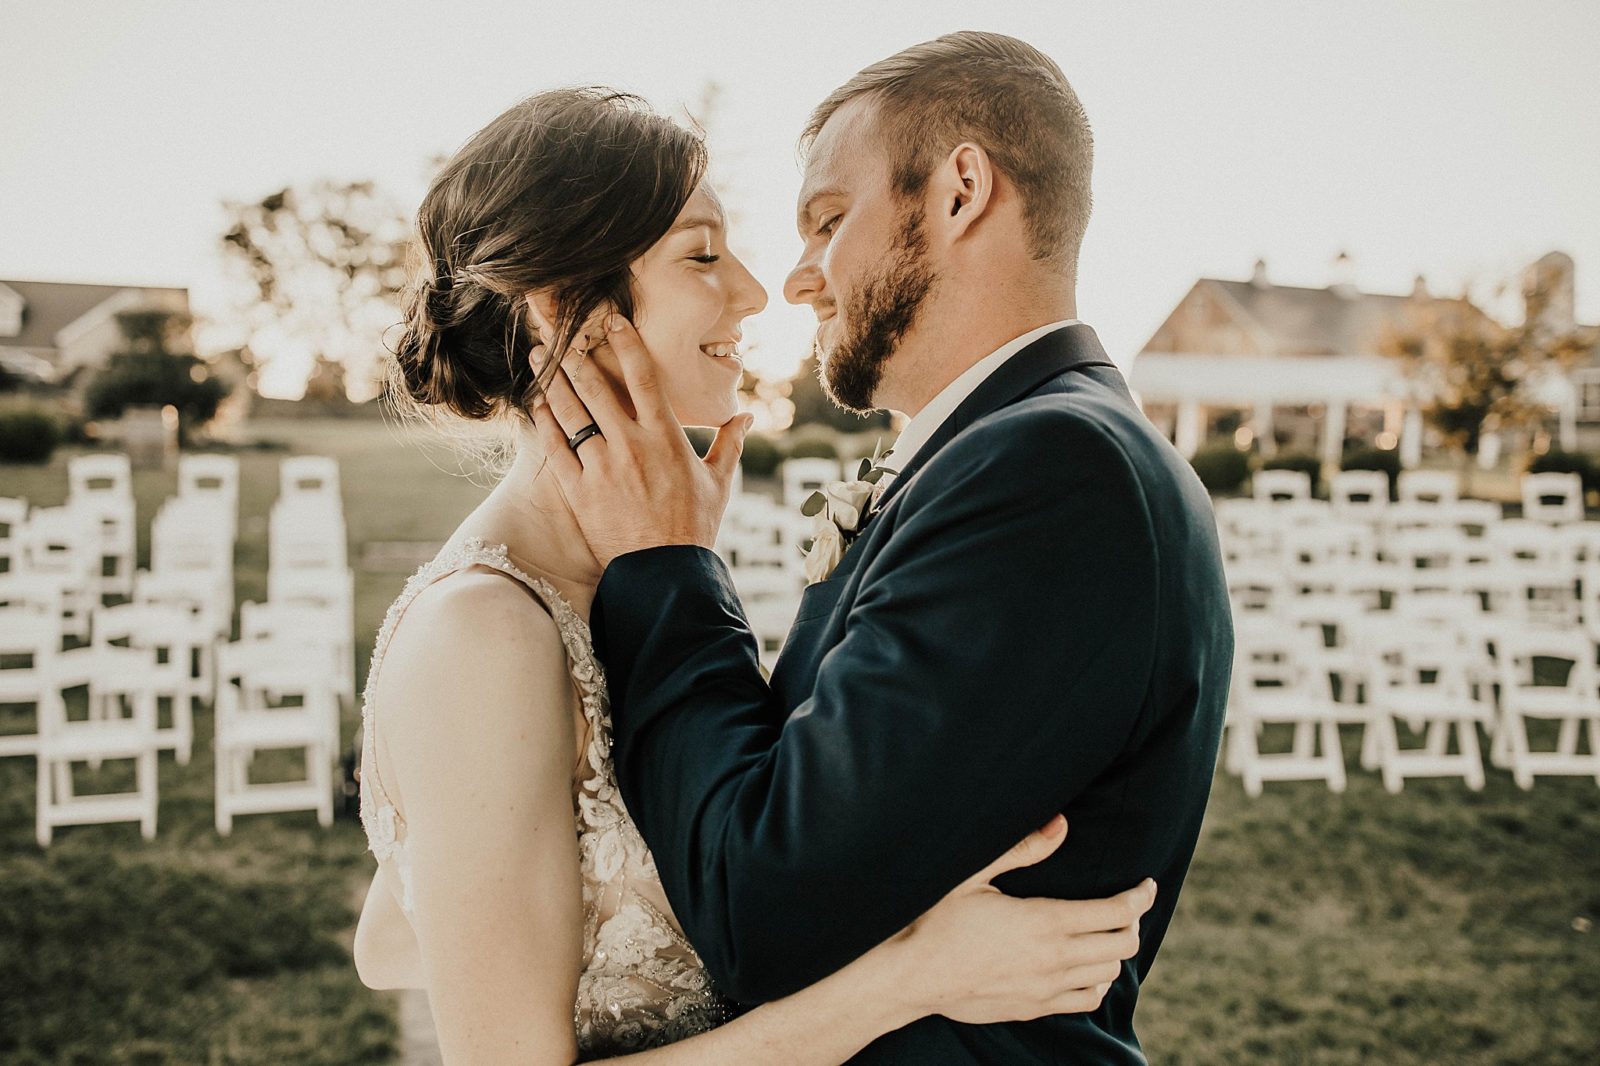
[883,815,1156,1024]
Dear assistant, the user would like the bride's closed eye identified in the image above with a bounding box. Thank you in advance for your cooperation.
[689,253,721,265]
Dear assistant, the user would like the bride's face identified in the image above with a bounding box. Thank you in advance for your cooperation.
[613,186,768,427]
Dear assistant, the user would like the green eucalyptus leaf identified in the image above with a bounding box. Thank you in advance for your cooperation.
[863,468,885,484]
[801,492,826,517]
[857,458,871,480]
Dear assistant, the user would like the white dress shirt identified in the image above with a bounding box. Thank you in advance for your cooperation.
[874,319,1081,496]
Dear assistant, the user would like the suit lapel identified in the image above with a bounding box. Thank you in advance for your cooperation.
[874,324,1118,512]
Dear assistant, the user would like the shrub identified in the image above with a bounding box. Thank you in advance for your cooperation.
[1341,446,1402,498]
[787,436,840,460]
[739,432,783,478]
[1190,442,1251,496]
[1262,451,1323,497]
[0,407,62,464]
[1528,448,1598,494]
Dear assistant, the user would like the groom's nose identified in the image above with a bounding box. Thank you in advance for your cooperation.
[784,252,825,308]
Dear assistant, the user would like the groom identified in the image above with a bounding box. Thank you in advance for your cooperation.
[536,31,1232,1063]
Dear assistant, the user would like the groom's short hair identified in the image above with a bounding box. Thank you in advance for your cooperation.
[802,31,1093,269]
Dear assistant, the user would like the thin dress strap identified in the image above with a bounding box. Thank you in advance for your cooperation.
[359,537,606,889]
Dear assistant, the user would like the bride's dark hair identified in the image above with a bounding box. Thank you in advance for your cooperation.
[389,87,707,421]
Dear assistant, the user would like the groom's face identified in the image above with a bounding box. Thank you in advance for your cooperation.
[785,98,939,414]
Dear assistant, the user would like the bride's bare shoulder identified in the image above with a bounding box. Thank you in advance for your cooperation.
[375,567,575,744]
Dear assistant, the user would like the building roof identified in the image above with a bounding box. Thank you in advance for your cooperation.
[1212,278,1491,357]
[0,279,188,352]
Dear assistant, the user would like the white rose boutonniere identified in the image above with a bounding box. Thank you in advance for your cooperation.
[798,439,899,586]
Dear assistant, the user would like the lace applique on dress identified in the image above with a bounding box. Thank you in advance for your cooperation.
[359,537,732,1056]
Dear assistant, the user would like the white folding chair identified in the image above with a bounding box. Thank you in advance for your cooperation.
[259,568,356,709]
[149,497,235,636]
[1282,596,1379,765]
[92,602,212,763]
[1493,627,1600,788]
[0,496,27,577]
[133,568,233,644]
[213,637,338,834]
[1330,470,1390,520]
[729,565,804,606]
[744,597,800,674]
[1386,528,1470,596]
[1362,614,1492,791]
[177,454,241,545]
[1445,499,1503,539]
[1225,562,1286,616]
[1555,522,1600,572]
[1398,470,1460,507]
[239,600,352,753]
[16,508,93,640]
[1214,498,1281,565]
[1228,617,1348,796]
[38,644,163,845]
[67,453,137,600]
[279,455,342,504]
[1335,560,1407,614]
[0,608,59,760]
[1521,472,1584,525]
[269,496,349,573]
[781,458,845,509]
[1252,469,1312,503]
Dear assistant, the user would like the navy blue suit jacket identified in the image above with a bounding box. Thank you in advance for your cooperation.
[590,325,1233,1063]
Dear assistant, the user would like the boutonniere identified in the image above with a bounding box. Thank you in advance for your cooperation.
[799,439,898,586]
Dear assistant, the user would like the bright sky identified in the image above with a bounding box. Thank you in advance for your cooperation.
[2,0,1596,398]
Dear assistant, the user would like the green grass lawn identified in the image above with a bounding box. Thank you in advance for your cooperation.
[2,417,1597,1064]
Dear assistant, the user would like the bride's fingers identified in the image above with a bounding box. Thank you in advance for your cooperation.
[604,314,676,429]
[542,364,597,444]
[559,350,630,438]
[960,814,1067,890]
[530,403,584,484]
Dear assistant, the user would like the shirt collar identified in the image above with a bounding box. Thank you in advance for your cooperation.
[883,319,1081,474]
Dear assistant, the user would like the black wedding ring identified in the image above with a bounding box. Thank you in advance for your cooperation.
[567,423,603,451]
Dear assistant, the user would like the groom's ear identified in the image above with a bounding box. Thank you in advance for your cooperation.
[937,141,995,242]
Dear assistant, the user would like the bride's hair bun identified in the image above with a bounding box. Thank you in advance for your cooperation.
[386,87,707,422]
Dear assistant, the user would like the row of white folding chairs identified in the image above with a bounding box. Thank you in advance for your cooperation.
[1228,550,1600,636]
[1227,595,1600,795]
[0,606,344,843]
[1253,469,1584,523]
[1229,521,1600,587]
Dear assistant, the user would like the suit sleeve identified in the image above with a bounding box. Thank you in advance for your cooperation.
[591,409,1161,1003]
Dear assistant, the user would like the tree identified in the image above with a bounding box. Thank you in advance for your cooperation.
[220,180,412,402]
[84,310,229,443]
[1380,282,1592,491]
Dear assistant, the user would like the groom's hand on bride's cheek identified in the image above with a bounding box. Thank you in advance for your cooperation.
[531,314,752,568]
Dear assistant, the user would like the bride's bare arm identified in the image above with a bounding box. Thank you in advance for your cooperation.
[371,574,1154,1065]
[374,573,587,1064]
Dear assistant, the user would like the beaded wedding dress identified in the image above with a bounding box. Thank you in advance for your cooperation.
[359,537,732,1056]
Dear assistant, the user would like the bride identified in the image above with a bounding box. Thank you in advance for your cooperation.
[352,87,1156,1064]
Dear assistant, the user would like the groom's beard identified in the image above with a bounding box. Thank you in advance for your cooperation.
[817,208,938,414]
